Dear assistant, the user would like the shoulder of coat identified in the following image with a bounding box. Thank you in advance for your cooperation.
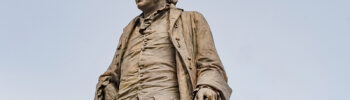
[181,11,205,18]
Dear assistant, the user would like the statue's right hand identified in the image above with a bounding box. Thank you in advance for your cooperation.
[194,88,218,100]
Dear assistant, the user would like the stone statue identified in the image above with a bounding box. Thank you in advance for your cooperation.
[95,0,232,100]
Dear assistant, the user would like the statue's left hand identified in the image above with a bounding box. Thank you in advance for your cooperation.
[194,87,218,100]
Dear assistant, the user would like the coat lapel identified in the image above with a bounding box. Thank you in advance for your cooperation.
[121,18,138,51]
[116,18,138,76]
[168,8,182,33]
[168,8,191,68]
[169,8,196,100]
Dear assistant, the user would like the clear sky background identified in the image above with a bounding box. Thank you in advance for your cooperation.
[0,0,349,100]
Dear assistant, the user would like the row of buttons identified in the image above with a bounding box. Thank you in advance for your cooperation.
[135,30,151,93]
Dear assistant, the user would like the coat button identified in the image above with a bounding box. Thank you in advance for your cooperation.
[187,57,192,60]
[140,73,144,77]
[175,23,178,28]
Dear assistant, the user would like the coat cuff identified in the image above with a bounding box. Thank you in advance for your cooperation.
[193,85,220,97]
[197,70,232,100]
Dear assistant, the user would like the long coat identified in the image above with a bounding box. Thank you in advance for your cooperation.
[95,8,232,100]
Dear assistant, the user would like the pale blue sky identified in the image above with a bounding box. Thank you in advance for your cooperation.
[0,0,349,100]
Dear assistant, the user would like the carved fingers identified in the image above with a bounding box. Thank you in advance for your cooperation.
[194,88,218,100]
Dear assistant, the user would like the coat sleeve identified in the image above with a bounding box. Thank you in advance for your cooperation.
[192,12,232,100]
[95,43,121,100]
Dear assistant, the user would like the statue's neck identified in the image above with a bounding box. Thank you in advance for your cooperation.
[142,3,167,18]
[142,8,157,18]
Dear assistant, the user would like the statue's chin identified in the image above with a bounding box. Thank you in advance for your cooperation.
[137,4,148,11]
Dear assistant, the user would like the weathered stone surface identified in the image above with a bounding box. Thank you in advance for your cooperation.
[95,0,231,100]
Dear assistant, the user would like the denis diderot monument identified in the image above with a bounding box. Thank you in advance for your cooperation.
[95,0,232,100]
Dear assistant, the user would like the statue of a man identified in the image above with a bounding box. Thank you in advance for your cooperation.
[95,0,231,100]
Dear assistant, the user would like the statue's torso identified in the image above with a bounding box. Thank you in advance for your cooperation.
[118,10,180,100]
